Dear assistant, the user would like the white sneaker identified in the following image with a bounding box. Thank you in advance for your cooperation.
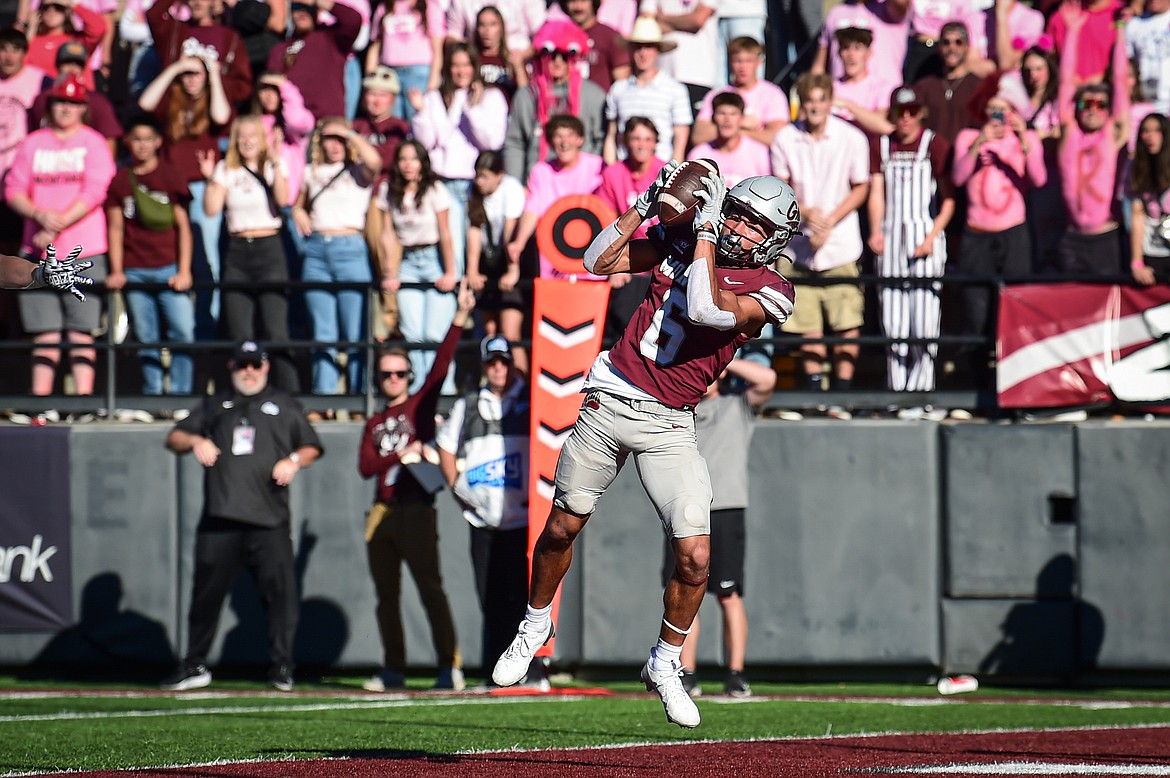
[491,620,554,687]
[641,659,700,729]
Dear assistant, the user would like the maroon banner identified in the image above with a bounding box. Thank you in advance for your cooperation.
[0,428,73,631]
[997,283,1170,408]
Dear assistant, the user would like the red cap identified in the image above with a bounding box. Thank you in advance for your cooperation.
[49,73,89,103]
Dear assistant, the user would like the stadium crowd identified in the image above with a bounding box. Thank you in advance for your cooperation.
[0,0,1167,421]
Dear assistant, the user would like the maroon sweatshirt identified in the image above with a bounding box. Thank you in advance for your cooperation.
[266,2,361,121]
[358,323,462,505]
[146,1,254,107]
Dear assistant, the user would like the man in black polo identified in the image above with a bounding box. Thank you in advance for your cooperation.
[162,341,323,692]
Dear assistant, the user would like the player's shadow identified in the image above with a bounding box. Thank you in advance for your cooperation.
[25,571,175,680]
[977,553,1105,681]
[219,520,349,675]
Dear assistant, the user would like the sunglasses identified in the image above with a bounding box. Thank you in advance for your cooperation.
[1077,98,1109,111]
[379,369,410,380]
[939,37,967,47]
[234,360,265,370]
[893,105,921,118]
[545,49,573,60]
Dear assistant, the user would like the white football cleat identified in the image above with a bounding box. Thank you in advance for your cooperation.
[491,621,555,687]
[641,659,701,728]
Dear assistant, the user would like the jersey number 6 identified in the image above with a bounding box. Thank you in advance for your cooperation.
[639,287,688,366]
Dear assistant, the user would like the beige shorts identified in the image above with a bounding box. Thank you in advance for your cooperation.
[780,260,864,335]
[553,390,712,538]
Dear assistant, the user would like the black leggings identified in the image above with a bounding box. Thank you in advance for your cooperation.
[221,234,299,391]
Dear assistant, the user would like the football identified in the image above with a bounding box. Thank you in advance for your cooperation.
[657,158,720,227]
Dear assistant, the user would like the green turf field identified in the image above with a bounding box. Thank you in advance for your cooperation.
[4,675,1170,775]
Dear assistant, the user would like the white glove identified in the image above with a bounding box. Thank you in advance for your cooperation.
[38,244,93,302]
[693,173,727,232]
[634,159,681,218]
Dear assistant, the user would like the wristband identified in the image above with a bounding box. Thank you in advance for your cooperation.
[1131,261,1147,270]
[696,228,717,245]
[288,451,301,465]
[24,264,46,290]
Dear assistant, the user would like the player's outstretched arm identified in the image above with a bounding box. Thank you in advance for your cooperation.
[586,162,681,276]
[0,254,39,290]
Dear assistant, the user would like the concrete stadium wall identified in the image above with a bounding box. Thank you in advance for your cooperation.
[2,420,1168,678]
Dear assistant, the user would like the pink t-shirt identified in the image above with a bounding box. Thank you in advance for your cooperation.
[445,0,547,53]
[952,128,1046,231]
[982,2,1046,67]
[1047,0,1123,84]
[262,80,315,207]
[0,65,48,174]
[6,125,115,257]
[688,137,771,187]
[598,0,637,36]
[28,0,117,72]
[372,0,443,67]
[524,153,605,278]
[595,157,664,239]
[910,0,987,53]
[833,71,899,123]
[696,80,791,127]
[820,0,910,85]
[1058,124,1120,233]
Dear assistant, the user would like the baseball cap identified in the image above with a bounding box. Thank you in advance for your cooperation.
[231,340,268,367]
[890,85,922,108]
[480,335,513,363]
[55,41,88,67]
[362,65,401,94]
[48,72,89,103]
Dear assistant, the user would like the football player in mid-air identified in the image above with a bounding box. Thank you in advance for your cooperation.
[0,244,92,300]
[492,163,799,728]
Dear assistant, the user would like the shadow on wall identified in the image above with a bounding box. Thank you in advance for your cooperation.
[978,554,1105,681]
[219,520,349,674]
[25,572,175,680]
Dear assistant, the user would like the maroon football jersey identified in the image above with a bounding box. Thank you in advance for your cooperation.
[608,229,795,408]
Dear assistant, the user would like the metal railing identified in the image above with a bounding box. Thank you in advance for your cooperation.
[0,272,1141,419]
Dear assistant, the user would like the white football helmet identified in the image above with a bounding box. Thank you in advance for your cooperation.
[717,176,802,267]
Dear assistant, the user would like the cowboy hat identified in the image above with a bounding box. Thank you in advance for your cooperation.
[625,16,678,52]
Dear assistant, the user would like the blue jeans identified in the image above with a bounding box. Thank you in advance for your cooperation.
[344,56,362,121]
[124,264,196,395]
[717,16,767,87]
[442,177,471,277]
[303,232,371,394]
[187,180,224,340]
[393,63,432,123]
[397,244,457,392]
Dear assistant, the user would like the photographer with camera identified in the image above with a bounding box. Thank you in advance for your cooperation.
[952,71,1046,399]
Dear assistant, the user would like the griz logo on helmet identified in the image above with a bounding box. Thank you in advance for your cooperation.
[717,176,803,268]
